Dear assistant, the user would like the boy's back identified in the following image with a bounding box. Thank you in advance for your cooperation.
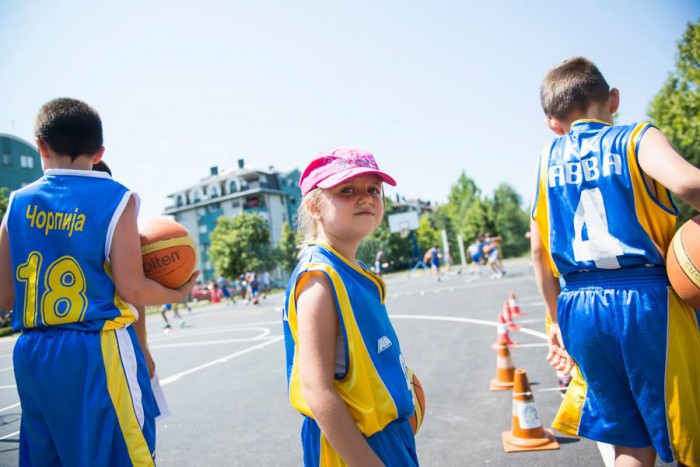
[532,57,700,466]
[532,119,677,276]
[8,169,136,331]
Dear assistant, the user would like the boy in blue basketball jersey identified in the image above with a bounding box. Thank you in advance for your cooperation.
[0,98,198,466]
[531,57,700,466]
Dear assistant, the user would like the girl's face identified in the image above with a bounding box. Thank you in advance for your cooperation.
[314,174,384,244]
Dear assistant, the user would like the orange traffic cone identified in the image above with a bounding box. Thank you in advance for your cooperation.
[489,344,515,391]
[491,314,515,350]
[502,301,520,332]
[502,369,560,452]
[508,292,522,317]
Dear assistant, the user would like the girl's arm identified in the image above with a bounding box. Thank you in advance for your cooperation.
[110,197,198,306]
[296,272,384,467]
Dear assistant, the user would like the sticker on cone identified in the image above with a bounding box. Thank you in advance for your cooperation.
[502,369,560,453]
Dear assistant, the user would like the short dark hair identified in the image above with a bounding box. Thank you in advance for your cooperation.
[34,98,103,160]
[540,57,610,120]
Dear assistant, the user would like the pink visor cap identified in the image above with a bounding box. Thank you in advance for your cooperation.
[299,147,397,196]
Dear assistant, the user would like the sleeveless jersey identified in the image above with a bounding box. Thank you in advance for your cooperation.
[7,169,138,331]
[531,120,678,277]
[283,244,414,437]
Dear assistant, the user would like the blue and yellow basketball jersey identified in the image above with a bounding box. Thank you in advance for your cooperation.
[531,120,678,276]
[7,169,138,332]
[283,244,414,436]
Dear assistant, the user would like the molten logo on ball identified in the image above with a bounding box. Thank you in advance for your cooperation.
[140,218,197,289]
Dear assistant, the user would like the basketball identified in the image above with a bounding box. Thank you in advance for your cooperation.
[140,218,197,289]
[407,368,425,435]
[666,215,700,309]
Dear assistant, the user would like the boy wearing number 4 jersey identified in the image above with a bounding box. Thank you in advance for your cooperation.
[0,98,198,467]
[531,57,700,466]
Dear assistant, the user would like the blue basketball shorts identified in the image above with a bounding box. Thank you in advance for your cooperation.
[13,326,158,467]
[300,416,418,466]
[556,267,700,464]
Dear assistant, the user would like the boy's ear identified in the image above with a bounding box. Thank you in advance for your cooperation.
[608,88,620,114]
[92,146,106,164]
[544,117,566,136]
[36,139,51,159]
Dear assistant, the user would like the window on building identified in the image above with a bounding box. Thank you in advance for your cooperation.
[209,186,219,198]
[232,200,240,208]
[229,181,238,193]
[20,155,34,169]
[176,195,184,207]
[2,153,10,166]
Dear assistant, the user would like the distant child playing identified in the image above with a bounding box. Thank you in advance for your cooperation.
[531,57,700,466]
[0,98,198,466]
[282,147,419,466]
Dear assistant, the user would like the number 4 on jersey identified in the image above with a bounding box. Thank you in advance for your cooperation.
[572,188,624,269]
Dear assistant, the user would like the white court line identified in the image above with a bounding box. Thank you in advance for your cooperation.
[511,342,548,348]
[0,431,19,441]
[515,318,545,324]
[0,385,17,389]
[536,387,565,393]
[148,322,279,344]
[151,336,272,350]
[160,336,283,386]
[391,314,548,340]
[0,366,13,373]
[0,403,20,412]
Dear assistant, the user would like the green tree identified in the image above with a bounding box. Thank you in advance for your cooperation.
[414,213,441,256]
[274,221,299,274]
[492,183,530,257]
[648,19,700,223]
[0,188,9,221]
[209,213,273,278]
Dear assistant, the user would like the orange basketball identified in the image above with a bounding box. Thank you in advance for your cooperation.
[140,218,197,289]
[407,368,425,435]
[666,215,700,309]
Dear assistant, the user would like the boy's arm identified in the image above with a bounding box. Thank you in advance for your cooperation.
[530,220,574,374]
[0,220,13,312]
[638,127,700,211]
[110,196,198,306]
[296,272,384,467]
[133,305,155,379]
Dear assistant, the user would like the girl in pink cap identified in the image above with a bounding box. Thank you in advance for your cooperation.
[282,147,420,466]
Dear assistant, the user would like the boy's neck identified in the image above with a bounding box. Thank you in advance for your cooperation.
[43,156,95,171]
[560,111,613,134]
[37,140,104,172]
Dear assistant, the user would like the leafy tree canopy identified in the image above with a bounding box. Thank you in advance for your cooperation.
[648,19,700,223]
[209,212,272,279]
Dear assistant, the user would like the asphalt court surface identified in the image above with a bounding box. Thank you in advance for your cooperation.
[0,260,675,466]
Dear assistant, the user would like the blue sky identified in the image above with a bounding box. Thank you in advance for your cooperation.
[1,1,698,222]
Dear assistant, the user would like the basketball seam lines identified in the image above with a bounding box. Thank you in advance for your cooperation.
[673,233,700,289]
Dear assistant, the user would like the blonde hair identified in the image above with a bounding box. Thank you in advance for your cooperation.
[295,188,325,246]
[295,183,387,247]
